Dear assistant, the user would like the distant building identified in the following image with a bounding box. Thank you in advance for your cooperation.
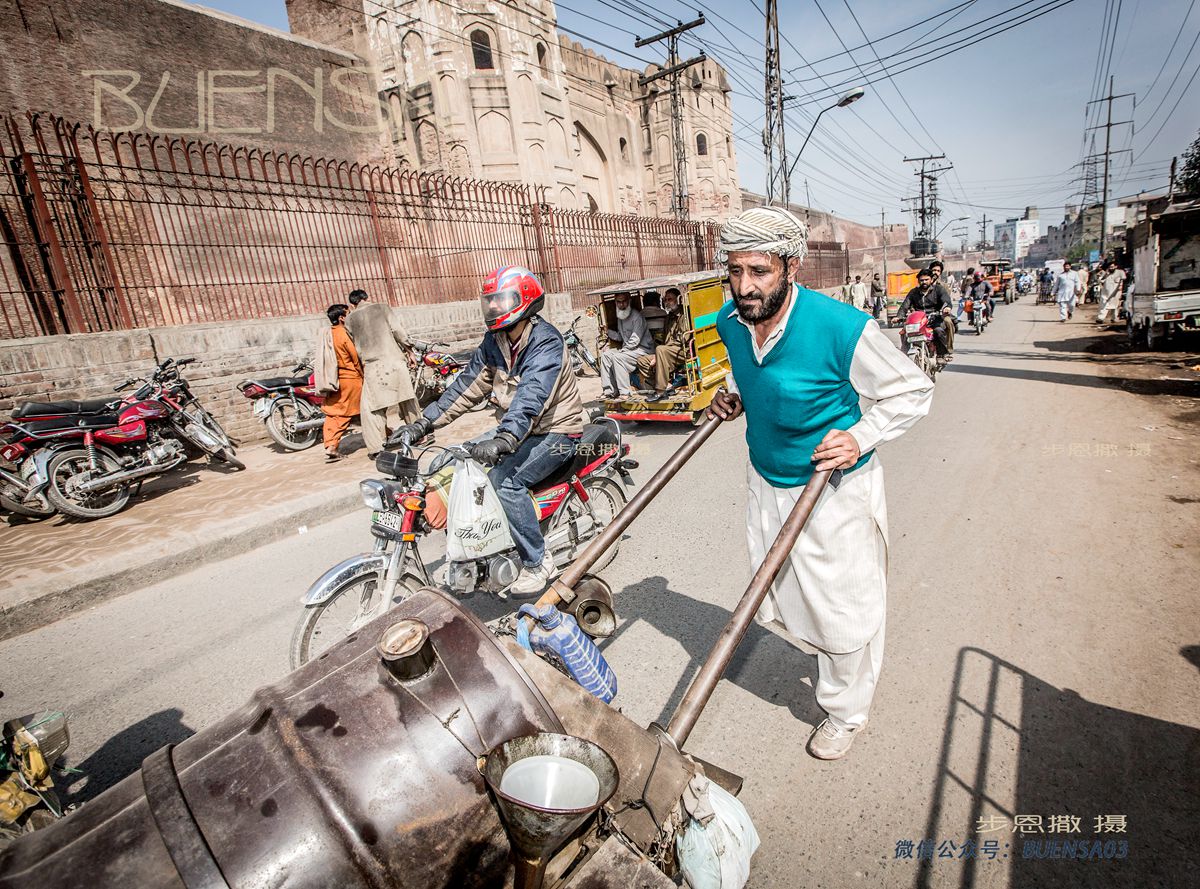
[993,215,1041,264]
[287,0,743,218]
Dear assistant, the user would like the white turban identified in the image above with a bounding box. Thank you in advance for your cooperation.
[716,206,809,263]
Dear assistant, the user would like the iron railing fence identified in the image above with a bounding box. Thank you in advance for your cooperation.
[0,112,848,340]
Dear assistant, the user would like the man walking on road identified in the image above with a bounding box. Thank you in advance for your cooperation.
[344,289,421,457]
[839,276,854,303]
[870,272,886,322]
[848,275,870,312]
[1096,260,1126,325]
[1054,261,1082,321]
[707,206,933,761]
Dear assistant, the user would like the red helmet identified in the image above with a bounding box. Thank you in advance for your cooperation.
[480,265,545,331]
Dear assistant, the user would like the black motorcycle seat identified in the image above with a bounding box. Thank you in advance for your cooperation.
[537,422,620,489]
[255,376,311,390]
[13,398,118,419]
[22,413,121,434]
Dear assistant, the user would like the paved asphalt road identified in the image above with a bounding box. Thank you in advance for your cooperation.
[2,298,1197,888]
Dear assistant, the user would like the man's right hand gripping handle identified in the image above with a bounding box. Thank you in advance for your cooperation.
[706,388,743,422]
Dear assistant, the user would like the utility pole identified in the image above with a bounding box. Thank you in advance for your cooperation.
[763,0,788,206]
[637,17,706,220]
[1085,76,1134,259]
[880,208,888,279]
[978,214,990,250]
[904,154,949,247]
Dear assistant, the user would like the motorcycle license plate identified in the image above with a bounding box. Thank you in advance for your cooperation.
[252,398,271,418]
[904,323,922,335]
[372,510,404,532]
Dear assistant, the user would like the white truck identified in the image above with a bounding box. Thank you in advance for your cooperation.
[1125,197,1200,349]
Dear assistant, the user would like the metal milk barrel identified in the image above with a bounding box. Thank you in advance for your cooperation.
[0,589,564,889]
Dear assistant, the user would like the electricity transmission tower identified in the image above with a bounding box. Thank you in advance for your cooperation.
[763,0,788,205]
[637,17,706,220]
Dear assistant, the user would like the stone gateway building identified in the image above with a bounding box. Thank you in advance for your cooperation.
[286,0,742,219]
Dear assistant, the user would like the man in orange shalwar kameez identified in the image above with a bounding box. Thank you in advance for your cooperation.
[322,304,363,461]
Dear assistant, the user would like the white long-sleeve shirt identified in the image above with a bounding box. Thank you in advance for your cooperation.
[724,290,933,459]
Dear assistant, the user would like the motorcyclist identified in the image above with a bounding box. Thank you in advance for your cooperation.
[391,266,586,596]
[968,271,995,323]
[898,268,955,361]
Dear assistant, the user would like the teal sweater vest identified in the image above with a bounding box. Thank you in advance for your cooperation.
[716,286,872,488]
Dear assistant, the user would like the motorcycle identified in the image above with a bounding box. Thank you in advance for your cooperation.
[0,711,72,847]
[965,295,990,334]
[903,310,940,381]
[0,409,114,518]
[237,363,325,451]
[31,358,243,520]
[290,417,637,668]
[564,312,600,377]
[411,340,469,407]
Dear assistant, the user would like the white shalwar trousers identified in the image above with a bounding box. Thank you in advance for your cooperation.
[746,455,889,730]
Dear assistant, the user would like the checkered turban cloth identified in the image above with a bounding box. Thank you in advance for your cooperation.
[716,206,809,263]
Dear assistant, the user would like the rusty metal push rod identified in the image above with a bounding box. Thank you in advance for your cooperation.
[536,411,726,609]
[665,468,835,748]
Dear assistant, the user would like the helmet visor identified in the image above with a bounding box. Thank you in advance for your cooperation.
[481,287,521,327]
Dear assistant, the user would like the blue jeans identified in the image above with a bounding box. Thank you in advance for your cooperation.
[489,432,575,567]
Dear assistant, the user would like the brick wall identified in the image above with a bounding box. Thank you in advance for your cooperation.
[0,295,575,446]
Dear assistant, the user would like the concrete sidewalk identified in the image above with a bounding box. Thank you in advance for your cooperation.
[0,376,603,640]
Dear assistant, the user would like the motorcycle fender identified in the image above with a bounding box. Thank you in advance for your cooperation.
[300,552,389,606]
[31,449,56,492]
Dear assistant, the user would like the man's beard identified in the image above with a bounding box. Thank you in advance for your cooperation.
[734,274,791,322]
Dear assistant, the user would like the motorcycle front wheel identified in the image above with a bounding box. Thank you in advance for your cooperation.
[266,397,321,451]
[44,449,131,520]
[290,569,427,669]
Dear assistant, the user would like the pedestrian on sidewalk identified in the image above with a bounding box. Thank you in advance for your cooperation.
[343,289,421,457]
[316,303,362,461]
[849,275,870,312]
[1096,259,1126,324]
[1054,261,1081,321]
[707,206,934,761]
[838,275,854,304]
[870,273,886,323]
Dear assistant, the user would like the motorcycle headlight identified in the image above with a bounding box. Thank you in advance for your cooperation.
[360,480,387,511]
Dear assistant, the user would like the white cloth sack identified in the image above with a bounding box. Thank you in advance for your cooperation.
[446,458,515,561]
[675,777,759,889]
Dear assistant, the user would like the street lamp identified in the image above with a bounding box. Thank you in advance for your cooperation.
[786,86,866,181]
[935,216,969,239]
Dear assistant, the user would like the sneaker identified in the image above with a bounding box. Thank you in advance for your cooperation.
[509,551,555,597]
[806,717,867,760]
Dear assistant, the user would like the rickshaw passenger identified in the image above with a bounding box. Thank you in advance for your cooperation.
[600,292,651,398]
[636,287,691,395]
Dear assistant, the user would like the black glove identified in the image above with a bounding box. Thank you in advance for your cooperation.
[468,431,518,466]
[386,417,432,449]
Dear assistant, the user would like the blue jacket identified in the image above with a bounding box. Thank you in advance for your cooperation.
[423,316,585,440]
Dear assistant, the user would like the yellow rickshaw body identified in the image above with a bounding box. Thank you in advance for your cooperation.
[587,270,731,424]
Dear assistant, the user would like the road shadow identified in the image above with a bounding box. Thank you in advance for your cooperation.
[60,707,196,804]
[914,647,1199,889]
[604,574,824,728]
[942,363,1200,398]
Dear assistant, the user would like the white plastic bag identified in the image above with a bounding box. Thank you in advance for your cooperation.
[676,777,760,889]
[446,458,515,561]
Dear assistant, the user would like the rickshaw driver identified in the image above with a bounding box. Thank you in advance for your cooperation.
[706,206,933,760]
[392,266,586,597]
[636,287,692,396]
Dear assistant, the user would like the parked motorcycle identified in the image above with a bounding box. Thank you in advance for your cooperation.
[290,417,637,667]
[0,711,72,848]
[0,412,108,518]
[564,312,600,377]
[411,340,469,407]
[903,310,940,381]
[26,358,242,520]
[238,363,324,451]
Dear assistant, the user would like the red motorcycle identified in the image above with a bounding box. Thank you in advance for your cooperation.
[290,418,637,667]
[902,310,941,381]
[25,358,242,520]
[237,363,325,451]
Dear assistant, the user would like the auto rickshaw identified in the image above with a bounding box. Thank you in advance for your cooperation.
[587,270,731,425]
[980,259,1016,304]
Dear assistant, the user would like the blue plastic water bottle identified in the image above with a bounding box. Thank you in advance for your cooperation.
[516,604,618,704]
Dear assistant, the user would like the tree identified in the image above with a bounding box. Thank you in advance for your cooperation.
[1179,129,1200,196]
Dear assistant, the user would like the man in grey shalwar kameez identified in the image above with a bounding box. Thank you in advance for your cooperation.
[344,294,421,456]
[599,292,652,398]
[708,207,934,760]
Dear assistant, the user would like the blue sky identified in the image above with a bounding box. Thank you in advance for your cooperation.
[198,0,1197,239]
